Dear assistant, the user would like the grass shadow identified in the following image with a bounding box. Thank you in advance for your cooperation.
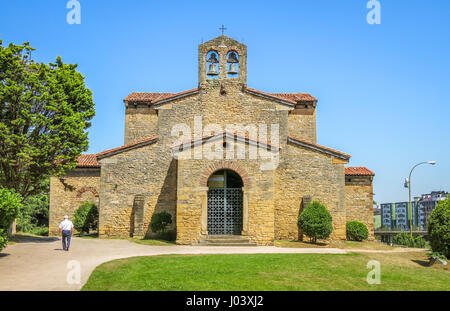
[77,232,99,238]
[275,240,330,248]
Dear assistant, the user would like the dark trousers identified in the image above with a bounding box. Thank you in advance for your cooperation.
[62,230,72,250]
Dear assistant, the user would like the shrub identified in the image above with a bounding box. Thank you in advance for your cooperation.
[154,229,176,241]
[73,201,98,234]
[298,201,333,243]
[428,198,450,258]
[392,232,415,247]
[16,181,49,233]
[346,221,369,241]
[0,188,23,251]
[31,226,49,236]
[392,232,426,248]
[0,229,7,251]
[150,212,172,235]
[414,235,426,248]
[428,252,447,261]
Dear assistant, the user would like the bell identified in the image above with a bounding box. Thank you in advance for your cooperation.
[227,52,239,63]
[228,63,238,75]
[207,63,218,76]
[206,53,219,63]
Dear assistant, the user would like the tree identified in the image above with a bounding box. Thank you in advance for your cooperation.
[298,201,333,243]
[428,198,450,258]
[0,41,95,200]
[73,201,98,234]
[0,188,23,251]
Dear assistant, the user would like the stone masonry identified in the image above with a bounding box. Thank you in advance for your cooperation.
[344,169,375,238]
[49,168,100,235]
[49,35,374,245]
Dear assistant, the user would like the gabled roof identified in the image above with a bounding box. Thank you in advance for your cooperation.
[124,88,199,106]
[96,136,159,159]
[172,132,280,152]
[201,35,246,48]
[287,136,351,160]
[345,167,375,176]
[245,88,317,106]
[76,136,159,166]
[124,87,316,108]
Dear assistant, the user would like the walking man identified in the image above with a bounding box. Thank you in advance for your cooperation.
[59,215,74,251]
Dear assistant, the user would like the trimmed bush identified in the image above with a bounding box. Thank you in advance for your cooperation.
[73,201,98,234]
[0,188,23,251]
[298,201,333,243]
[346,221,369,241]
[428,198,450,258]
[150,211,172,235]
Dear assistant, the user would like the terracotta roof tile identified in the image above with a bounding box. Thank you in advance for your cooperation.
[345,167,375,176]
[76,136,159,167]
[96,136,159,158]
[76,154,100,168]
[270,93,317,102]
[124,88,199,104]
[288,136,351,159]
[245,87,317,104]
[124,87,317,106]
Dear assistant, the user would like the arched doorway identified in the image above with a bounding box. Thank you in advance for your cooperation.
[207,169,243,235]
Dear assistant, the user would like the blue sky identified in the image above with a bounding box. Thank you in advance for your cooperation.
[1,0,449,204]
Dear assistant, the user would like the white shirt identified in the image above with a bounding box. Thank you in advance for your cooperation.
[59,219,74,231]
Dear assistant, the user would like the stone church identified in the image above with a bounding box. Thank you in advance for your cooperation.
[49,35,375,245]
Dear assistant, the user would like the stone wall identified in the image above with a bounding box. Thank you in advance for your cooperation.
[97,142,177,238]
[274,143,347,241]
[66,35,358,245]
[94,77,351,244]
[176,142,277,246]
[49,168,100,235]
[345,176,374,238]
[198,35,247,85]
[124,107,158,144]
[288,109,317,143]
[157,80,286,245]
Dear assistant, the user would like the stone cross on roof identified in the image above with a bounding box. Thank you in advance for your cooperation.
[219,25,227,35]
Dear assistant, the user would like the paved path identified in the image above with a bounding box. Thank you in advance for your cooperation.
[0,236,347,291]
[347,248,427,253]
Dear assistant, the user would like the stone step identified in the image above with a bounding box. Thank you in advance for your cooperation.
[203,235,248,240]
[195,235,257,246]
[196,242,257,247]
[199,238,251,244]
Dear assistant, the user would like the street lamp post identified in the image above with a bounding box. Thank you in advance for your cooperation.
[406,161,436,236]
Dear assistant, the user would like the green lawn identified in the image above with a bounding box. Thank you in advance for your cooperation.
[78,234,175,246]
[82,252,449,291]
[275,239,397,250]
